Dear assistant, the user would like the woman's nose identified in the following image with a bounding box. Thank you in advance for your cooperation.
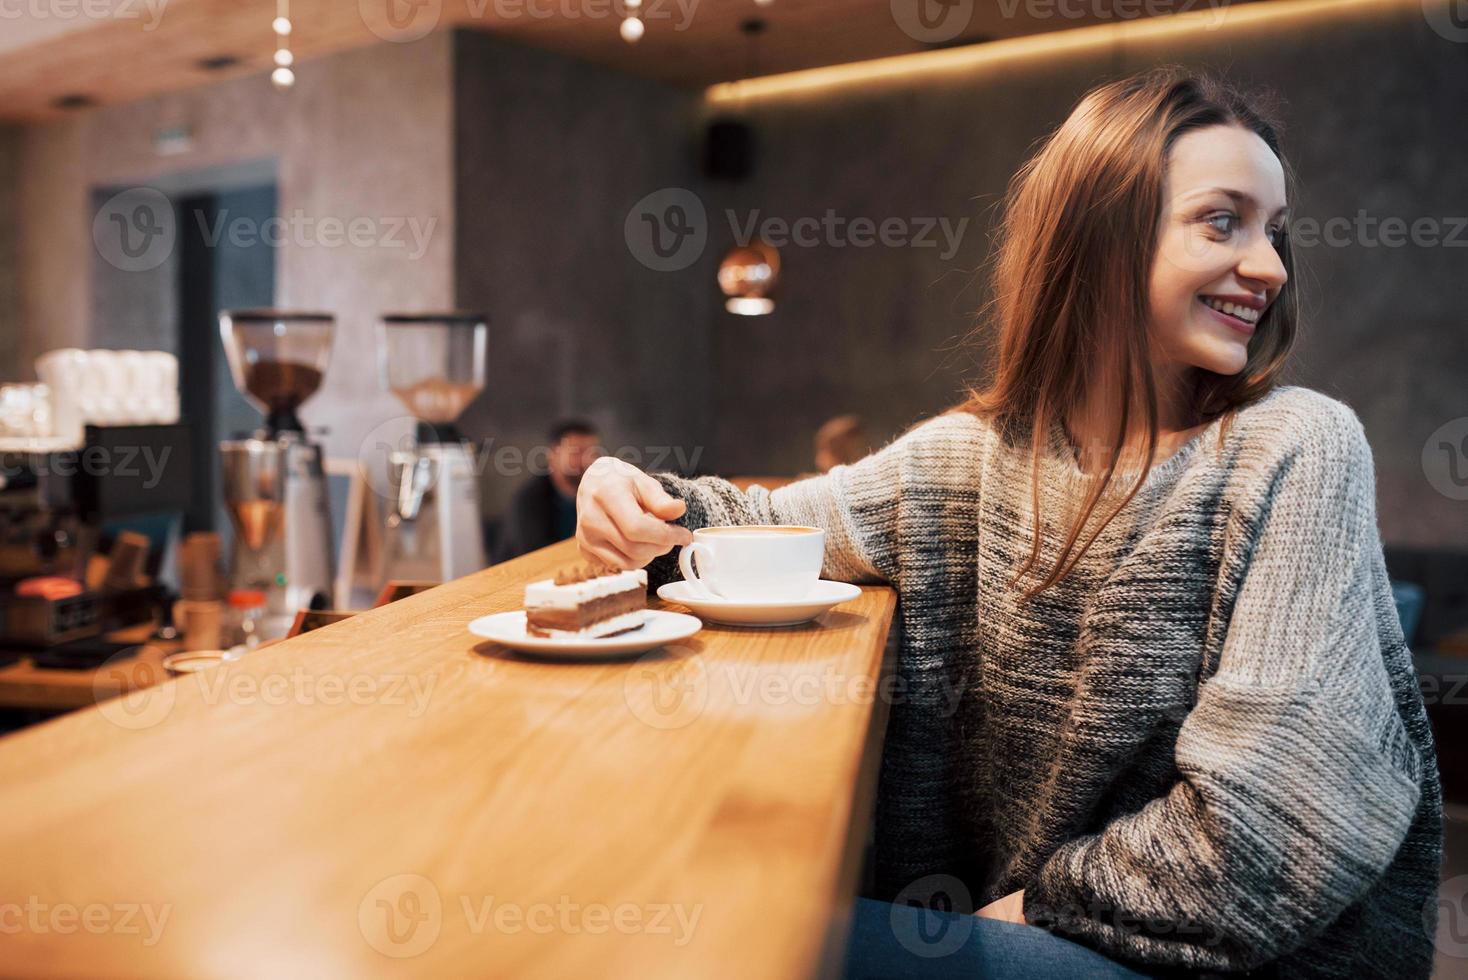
[1236,229,1288,292]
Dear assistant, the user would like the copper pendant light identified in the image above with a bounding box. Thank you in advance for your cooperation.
[718,239,780,315]
[717,17,779,316]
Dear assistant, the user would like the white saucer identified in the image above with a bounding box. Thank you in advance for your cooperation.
[656,580,862,627]
[468,610,703,659]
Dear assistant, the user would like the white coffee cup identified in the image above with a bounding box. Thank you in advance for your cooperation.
[678,525,825,602]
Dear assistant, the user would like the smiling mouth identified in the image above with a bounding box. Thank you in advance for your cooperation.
[1198,296,1260,335]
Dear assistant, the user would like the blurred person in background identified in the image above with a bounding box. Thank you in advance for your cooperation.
[814,414,871,473]
[491,419,601,563]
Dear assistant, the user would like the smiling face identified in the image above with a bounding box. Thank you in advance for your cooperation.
[1149,124,1290,383]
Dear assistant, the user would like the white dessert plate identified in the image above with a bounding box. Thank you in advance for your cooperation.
[656,580,862,627]
[468,609,702,659]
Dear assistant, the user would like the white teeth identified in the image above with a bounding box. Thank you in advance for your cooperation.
[1201,297,1260,324]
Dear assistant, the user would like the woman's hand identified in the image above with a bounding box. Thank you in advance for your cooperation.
[975,889,1026,925]
[576,456,694,569]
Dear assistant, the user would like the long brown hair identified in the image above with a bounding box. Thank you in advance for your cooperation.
[956,67,1300,597]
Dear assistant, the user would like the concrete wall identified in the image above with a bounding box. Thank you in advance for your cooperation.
[88,186,179,355]
[9,34,456,464]
[701,0,1468,549]
[452,31,713,517]
[0,127,16,380]
[13,117,88,376]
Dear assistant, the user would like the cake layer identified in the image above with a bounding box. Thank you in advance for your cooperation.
[525,568,648,609]
[526,609,647,639]
[526,588,645,632]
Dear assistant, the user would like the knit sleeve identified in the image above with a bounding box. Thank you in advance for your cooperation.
[642,414,977,591]
[1022,398,1427,972]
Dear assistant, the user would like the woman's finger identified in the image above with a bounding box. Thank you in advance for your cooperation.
[633,472,688,522]
[602,488,688,550]
[623,539,675,567]
[580,510,645,565]
[579,535,636,570]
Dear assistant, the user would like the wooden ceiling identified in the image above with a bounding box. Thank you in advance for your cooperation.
[0,0,1276,123]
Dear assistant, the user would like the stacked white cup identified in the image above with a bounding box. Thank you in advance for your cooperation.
[0,383,51,438]
[34,349,181,445]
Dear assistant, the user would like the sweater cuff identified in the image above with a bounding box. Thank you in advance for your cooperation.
[643,473,700,591]
[1022,839,1093,934]
[1020,887,1054,930]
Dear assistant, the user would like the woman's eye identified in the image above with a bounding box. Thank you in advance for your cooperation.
[1267,225,1286,247]
[1204,212,1238,235]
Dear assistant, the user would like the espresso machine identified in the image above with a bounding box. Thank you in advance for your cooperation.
[377,313,488,583]
[0,423,191,652]
[219,310,335,638]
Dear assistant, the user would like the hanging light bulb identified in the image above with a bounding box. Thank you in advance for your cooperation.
[718,240,780,315]
[620,15,644,42]
[714,21,779,314]
[271,0,294,91]
[624,0,642,8]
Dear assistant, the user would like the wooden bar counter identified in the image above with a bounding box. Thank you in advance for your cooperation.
[0,538,898,979]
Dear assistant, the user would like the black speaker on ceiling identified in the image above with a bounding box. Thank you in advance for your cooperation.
[703,117,755,182]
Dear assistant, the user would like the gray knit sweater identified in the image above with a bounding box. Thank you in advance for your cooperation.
[646,385,1441,978]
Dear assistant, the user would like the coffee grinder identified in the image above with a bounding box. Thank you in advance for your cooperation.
[377,313,488,583]
[219,310,335,638]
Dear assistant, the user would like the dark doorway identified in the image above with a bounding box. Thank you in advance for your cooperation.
[177,185,278,539]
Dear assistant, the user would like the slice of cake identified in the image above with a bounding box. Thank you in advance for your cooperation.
[524,562,648,639]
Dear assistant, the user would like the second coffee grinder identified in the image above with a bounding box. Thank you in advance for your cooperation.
[377,312,488,583]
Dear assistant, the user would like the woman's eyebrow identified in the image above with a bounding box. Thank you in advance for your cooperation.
[1205,186,1290,218]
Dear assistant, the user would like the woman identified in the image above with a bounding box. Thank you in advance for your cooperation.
[576,68,1442,978]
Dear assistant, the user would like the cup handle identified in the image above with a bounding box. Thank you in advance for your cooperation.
[678,542,722,599]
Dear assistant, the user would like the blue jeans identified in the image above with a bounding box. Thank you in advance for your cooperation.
[842,897,1148,979]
